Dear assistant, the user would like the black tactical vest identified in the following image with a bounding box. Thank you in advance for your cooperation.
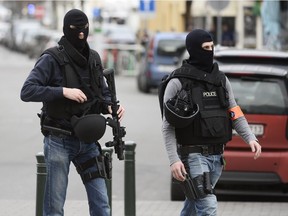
[173,63,232,146]
[42,46,105,120]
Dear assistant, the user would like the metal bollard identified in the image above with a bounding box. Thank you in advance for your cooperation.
[124,141,137,216]
[35,152,46,216]
[102,147,113,216]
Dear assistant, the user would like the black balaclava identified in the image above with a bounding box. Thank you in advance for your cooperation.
[63,9,89,51]
[185,29,214,73]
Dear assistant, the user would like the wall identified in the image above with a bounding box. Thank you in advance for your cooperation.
[139,0,186,34]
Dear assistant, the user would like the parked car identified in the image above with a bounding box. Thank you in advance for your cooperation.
[22,27,52,57]
[25,29,62,59]
[9,19,42,52]
[0,21,9,44]
[137,32,187,93]
[171,48,288,200]
[102,24,136,44]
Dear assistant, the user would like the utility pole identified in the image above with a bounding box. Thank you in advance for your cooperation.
[185,0,193,31]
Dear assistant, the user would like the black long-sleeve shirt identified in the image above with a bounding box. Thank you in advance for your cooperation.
[21,53,110,103]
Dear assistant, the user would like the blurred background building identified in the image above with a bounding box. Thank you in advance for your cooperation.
[0,0,287,58]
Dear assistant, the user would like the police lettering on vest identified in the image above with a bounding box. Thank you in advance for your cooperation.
[159,62,232,146]
[203,91,217,97]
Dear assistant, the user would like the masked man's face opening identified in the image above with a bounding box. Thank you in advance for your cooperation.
[63,9,89,51]
[185,29,214,73]
[202,41,214,51]
[70,23,89,40]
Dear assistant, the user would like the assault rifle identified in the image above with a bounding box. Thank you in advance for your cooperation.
[103,68,126,160]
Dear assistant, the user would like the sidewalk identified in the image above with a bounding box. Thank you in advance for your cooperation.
[1,199,288,216]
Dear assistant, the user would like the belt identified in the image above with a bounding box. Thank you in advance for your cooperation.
[178,144,224,156]
[43,125,73,137]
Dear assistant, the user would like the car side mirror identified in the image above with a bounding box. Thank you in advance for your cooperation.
[173,56,180,65]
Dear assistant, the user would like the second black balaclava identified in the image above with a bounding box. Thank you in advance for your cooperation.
[63,9,89,51]
[185,29,214,73]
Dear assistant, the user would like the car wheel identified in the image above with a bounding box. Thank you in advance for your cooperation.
[137,74,150,93]
[171,177,185,201]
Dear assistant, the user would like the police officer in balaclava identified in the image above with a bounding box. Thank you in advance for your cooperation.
[63,9,89,51]
[161,28,261,216]
[59,8,90,61]
[21,8,126,216]
[185,29,214,73]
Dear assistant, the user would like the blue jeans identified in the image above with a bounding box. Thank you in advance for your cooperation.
[43,134,110,216]
[180,153,223,216]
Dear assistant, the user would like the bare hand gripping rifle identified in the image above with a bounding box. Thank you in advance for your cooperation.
[103,68,126,160]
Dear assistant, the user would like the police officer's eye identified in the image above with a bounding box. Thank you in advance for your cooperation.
[69,23,89,30]
[202,45,213,50]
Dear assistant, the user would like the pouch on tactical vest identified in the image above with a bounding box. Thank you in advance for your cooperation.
[71,114,107,143]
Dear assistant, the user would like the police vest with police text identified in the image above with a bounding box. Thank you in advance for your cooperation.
[173,63,232,146]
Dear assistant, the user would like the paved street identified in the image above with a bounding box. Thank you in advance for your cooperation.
[0,45,288,215]
[1,200,288,216]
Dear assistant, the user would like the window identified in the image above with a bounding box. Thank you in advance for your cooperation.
[157,39,186,57]
[229,77,287,115]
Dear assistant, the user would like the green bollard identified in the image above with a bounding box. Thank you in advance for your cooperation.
[35,152,46,216]
[102,147,113,216]
[124,141,136,216]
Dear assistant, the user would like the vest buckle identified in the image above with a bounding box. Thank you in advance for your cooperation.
[201,146,209,156]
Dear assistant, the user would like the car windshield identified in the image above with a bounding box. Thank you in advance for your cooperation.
[229,77,288,115]
[215,56,288,67]
[156,39,186,57]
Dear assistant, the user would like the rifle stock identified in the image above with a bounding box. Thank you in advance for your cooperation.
[103,68,126,160]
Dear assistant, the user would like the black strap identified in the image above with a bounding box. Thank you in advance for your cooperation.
[75,155,104,172]
[178,144,224,156]
[172,63,224,87]
[42,46,68,66]
[75,155,108,183]
[64,52,96,99]
[81,171,105,183]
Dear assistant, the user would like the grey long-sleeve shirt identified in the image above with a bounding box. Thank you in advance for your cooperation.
[162,76,257,165]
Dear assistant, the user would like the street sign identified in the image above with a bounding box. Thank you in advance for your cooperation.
[207,0,229,12]
[207,1,230,45]
[139,0,155,13]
